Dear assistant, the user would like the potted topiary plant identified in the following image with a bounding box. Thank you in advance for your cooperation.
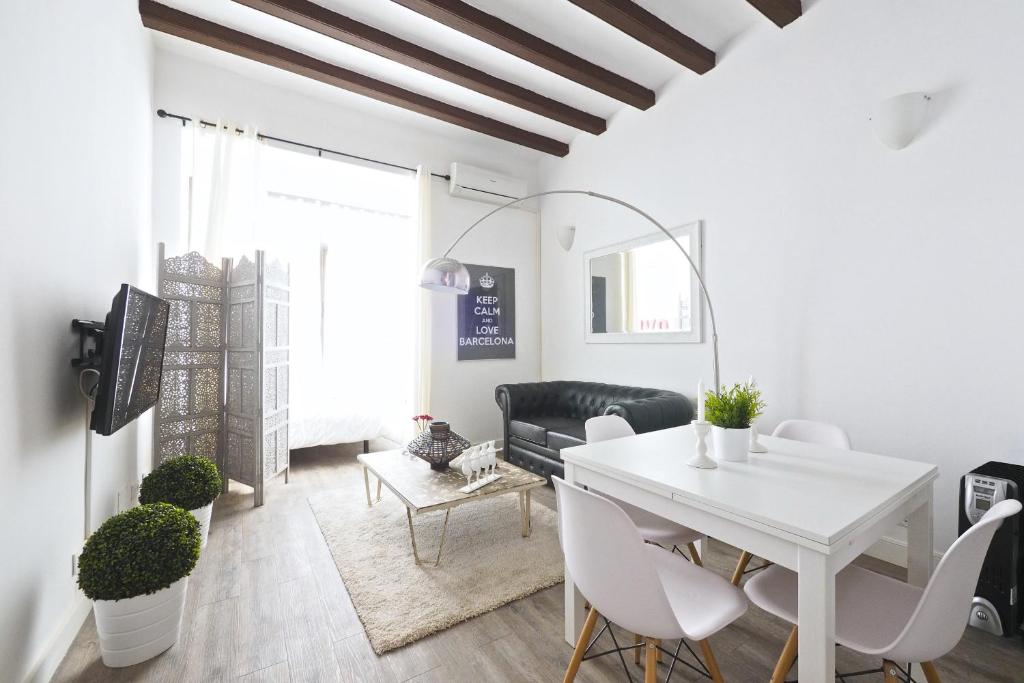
[78,503,201,667]
[140,455,222,548]
[704,382,766,463]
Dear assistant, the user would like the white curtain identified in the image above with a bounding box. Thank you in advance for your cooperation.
[255,196,325,422]
[180,128,423,444]
[254,148,418,443]
[322,204,416,440]
[186,121,261,259]
[413,166,433,423]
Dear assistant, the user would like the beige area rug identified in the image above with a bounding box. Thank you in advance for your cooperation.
[308,483,564,654]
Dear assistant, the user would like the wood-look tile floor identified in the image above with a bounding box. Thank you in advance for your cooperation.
[54,443,1023,682]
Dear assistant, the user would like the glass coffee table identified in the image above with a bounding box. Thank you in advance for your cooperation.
[357,449,547,566]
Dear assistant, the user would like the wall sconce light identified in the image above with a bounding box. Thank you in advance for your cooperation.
[556,225,576,251]
[870,92,931,150]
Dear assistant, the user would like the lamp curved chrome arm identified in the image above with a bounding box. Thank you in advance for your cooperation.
[420,189,721,393]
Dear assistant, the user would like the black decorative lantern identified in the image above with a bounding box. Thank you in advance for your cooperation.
[406,421,470,471]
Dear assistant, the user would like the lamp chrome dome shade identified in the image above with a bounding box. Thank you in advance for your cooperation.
[420,256,470,294]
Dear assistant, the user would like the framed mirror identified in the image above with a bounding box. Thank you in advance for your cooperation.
[584,221,703,344]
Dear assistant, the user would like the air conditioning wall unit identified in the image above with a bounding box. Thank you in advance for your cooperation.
[448,162,534,211]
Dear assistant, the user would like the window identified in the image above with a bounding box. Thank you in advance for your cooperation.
[258,146,417,441]
[180,127,419,441]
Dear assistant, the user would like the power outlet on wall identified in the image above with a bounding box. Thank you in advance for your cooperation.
[114,481,140,514]
[133,474,145,507]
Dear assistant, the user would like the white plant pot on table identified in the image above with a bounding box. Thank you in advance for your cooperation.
[190,503,213,548]
[93,577,188,667]
[712,426,750,463]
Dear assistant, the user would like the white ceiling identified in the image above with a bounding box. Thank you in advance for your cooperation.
[151,0,769,159]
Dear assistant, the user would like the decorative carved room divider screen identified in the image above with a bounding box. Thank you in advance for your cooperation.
[154,244,290,506]
[225,253,291,506]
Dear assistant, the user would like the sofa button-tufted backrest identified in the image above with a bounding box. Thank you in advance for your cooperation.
[495,381,694,483]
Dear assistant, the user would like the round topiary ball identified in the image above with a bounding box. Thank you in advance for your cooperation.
[78,503,201,601]
[140,455,222,511]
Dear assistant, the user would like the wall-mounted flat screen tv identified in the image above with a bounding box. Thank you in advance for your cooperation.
[91,284,170,436]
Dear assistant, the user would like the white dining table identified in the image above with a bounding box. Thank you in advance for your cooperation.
[561,424,939,682]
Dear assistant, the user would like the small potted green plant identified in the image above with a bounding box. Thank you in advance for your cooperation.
[140,455,222,548]
[704,382,766,462]
[78,503,201,667]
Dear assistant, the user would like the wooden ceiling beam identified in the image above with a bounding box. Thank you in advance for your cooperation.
[390,0,655,110]
[566,0,714,74]
[233,0,605,134]
[138,0,570,156]
[745,0,802,28]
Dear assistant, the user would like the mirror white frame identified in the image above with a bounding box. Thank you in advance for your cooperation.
[583,221,704,344]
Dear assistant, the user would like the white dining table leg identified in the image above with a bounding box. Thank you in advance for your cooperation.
[563,462,587,646]
[797,546,835,682]
[906,486,934,588]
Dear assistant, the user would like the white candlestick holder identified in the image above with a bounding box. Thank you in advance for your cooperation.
[687,420,717,469]
[749,421,768,453]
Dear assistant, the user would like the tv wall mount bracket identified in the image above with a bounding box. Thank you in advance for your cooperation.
[71,319,106,369]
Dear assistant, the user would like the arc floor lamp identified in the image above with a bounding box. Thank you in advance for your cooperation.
[420,190,721,393]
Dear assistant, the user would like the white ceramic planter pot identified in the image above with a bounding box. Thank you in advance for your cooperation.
[190,503,213,549]
[712,426,750,463]
[93,577,188,667]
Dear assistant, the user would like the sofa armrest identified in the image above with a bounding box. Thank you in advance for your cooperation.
[494,382,562,421]
[605,394,693,435]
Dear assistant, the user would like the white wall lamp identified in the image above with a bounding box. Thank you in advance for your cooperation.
[870,92,931,150]
[556,225,576,251]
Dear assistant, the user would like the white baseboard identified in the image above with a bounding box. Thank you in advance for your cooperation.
[22,594,91,683]
[864,535,944,569]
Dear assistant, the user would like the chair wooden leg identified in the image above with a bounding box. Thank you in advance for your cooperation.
[687,542,704,567]
[644,639,658,683]
[920,661,942,683]
[770,627,798,683]
[882,660,901,683]
[634,634,642,666]
[697,639,724,683]
[563,607,599,683]
[731,550,753,585]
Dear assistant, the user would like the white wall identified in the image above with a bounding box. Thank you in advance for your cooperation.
[0,2,154,681]
[152,49,542,445]
[428,189,540,444]
[538,0,1024,554]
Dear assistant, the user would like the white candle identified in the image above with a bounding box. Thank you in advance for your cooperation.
[697,380,705,422]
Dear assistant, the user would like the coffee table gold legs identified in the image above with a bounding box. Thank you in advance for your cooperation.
[362,466,382,506]
[406,507,452,567]
[519,490,533,537]
[404,490,533,566]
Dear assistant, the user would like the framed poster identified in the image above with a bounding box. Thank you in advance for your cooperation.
[457,264,516,360]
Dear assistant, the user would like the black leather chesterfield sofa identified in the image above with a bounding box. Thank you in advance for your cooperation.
[494,381,694,482]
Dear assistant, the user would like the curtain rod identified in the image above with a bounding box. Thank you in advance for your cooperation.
[156,109,451,181]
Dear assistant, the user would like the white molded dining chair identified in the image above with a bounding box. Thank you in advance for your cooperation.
[744,498,1022,683]
[585,416,705,565]
[772,418,851,450]
[554,478,748,683]
[731,419,851,585]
